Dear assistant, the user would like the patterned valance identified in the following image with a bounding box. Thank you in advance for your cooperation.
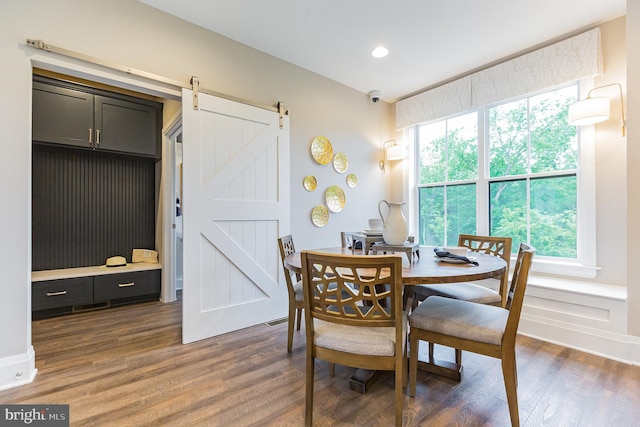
[395,28,602,129]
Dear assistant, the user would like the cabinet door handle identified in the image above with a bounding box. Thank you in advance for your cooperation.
[118,282,135,288]
[46,290,67,297]
[96,129,100,145]
[88,128,93,144]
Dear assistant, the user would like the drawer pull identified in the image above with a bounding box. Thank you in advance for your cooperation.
[119,282,135,288]
[46,290,67,297]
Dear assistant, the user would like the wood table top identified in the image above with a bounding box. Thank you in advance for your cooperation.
[284,246,507,285]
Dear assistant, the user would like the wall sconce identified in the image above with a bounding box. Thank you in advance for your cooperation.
[568,83,627,136]
[379,140,405,174]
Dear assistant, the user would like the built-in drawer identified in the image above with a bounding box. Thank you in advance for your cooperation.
[32,276,94,310]
[93,270,160,302]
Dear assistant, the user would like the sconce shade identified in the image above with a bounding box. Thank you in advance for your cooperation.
[379,139,406,173]
[386,144,405,161]
[568,96,610,126]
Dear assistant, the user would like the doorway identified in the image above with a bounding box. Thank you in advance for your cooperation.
[162,117,183,303]
[30,53,290,346]
[175,133,183,292]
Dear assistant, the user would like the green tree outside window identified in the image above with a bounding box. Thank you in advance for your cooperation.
[418,85,578,257]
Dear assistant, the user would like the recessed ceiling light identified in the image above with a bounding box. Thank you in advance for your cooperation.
[371,46,389,58]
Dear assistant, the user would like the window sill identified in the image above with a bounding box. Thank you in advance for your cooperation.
[526,273,626,301]
[524,257,599,279]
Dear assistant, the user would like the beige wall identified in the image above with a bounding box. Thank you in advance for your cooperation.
[627,2,640,337]
[593,17,627,286]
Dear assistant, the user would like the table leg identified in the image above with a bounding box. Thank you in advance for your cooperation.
[348,353,462,395]
[409,340,462,381]
[415,357,462,381]
[349,369,377,393]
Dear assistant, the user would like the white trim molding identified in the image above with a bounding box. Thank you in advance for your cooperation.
[518,275,635,364]
[0,346,37,392]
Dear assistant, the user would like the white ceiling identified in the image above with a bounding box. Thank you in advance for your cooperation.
[138,0,625,103]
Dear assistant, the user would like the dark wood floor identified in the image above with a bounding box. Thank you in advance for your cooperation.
[2,298,640,426]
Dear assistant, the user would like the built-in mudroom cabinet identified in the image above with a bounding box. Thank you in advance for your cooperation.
[31,74,163,318]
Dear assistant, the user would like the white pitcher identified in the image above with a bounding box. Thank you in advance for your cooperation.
[378,200,408,245]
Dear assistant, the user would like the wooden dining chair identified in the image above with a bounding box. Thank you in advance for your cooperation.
[340,231,361,250]
[412,234,512,364]
[408,243,534,427]
[340,231,352,248]
[414,234,512,307]
[277,235,304,353]
[300,250,407,427]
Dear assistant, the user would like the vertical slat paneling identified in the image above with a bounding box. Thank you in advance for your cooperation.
[32,144,155,270]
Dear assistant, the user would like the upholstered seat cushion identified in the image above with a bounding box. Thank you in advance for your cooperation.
[409,296,508,346]
[314,312,407,356]
[415,280,501,305]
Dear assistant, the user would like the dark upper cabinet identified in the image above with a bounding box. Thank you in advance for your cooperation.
[95,95,158,156]
[32,76,162,158]
[32,81,94,149]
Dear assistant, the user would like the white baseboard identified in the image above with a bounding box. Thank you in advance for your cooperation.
[511,275,640,364]
[519,313,640,365]
[0,346,37,392]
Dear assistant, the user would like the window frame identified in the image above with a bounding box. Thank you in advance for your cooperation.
[408,78,598,279]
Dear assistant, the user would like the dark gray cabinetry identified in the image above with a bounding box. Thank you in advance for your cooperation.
[32,269,160,316]
[31,75,162,318]
[95,96,158,156]
[94,270,161,302]
[32,277,94,311]
[32,76,161,157]
[32,82,93,148]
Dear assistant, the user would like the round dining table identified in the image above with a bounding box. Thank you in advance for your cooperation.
[283,246,508,388]
[284,246,507,286]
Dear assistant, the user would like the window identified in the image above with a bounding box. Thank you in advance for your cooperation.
[417,84,579,260]
[418,112,478,246]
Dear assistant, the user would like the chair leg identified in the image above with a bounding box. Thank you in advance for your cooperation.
[428,342,435,360]
[296,307,303,330]
[287,305,296,353]
[329,363,335,376]
[403,287,414,311]
[411,295,420,311]
[305,355,315,427]
[395,356,403,427]
[402,339,408,388]
[502,350,520,427]
[455,348,462,365]
[409,333,419,397]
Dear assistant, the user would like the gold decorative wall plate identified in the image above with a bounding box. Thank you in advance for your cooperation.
[311,205,329,227]
[325,185,346,212]
[333,152,348,173]
[303,175,317,191]
[310,136,333,165]
[346,173,358,188]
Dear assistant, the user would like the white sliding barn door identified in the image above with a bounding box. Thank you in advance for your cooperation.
[181,88,290,344]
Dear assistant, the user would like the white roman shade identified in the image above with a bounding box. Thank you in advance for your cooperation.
[396,28,603,129]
